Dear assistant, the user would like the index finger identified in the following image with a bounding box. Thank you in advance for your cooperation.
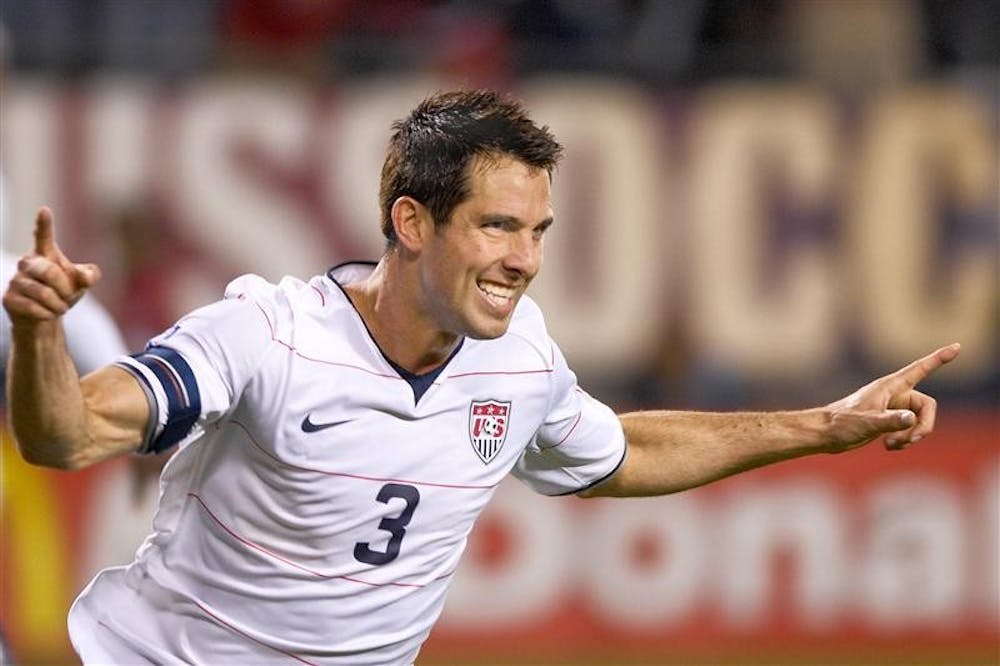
[33,206,57,256]
[891,343,961,388]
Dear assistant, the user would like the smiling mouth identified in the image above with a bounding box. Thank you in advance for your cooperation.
[477,280,517,309]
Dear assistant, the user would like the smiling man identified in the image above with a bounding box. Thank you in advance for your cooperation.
[4,90,959,665]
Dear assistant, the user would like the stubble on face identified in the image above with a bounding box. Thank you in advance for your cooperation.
[421,155,553,342]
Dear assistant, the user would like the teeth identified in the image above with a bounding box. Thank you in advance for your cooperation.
[478,281,515,302]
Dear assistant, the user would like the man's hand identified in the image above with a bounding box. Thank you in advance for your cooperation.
[2,207,101,325]
[825,343,961,452]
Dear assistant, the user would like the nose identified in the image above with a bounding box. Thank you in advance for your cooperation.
[502,230,541,278]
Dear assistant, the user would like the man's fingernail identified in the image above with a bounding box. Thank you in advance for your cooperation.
[910,435,923,444]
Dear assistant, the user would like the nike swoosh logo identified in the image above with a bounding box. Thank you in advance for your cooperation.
[301,414,348,433]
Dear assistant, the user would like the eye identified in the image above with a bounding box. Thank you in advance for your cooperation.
[481,217,516,232]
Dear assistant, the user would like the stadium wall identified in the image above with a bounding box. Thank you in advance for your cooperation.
[1,76,996,665]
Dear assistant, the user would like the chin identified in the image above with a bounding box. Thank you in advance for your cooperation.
[464,318,512,341]
[465,328,508,341]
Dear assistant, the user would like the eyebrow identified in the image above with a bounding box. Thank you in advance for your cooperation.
[479,214,554,231]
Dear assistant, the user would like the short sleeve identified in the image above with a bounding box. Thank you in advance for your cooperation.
[115,276,278,454]
[511,341,626,496]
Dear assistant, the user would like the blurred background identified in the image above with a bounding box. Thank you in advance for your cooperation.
[0,0,997,664]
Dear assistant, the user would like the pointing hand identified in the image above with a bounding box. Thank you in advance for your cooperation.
[824,343,961,452]
[3,207,102,325]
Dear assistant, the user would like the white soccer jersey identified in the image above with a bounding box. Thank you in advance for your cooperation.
[68,262,626,665]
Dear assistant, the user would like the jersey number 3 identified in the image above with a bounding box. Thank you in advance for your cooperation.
[354,483,421,565]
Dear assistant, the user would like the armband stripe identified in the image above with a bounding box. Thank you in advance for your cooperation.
[114,361,159,454]
[132,346,201,453]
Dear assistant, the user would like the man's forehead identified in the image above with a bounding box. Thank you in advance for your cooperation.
[468,152,548,180]
[458,154,553,221]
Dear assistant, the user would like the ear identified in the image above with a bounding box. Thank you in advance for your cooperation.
[390,196,432,252]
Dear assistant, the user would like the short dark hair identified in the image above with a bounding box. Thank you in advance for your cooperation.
[379,89,564,247]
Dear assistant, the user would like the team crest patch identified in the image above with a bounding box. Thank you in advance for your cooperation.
[469,399,511,464]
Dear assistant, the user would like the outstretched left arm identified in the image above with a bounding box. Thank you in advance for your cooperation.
[583,344,961,498]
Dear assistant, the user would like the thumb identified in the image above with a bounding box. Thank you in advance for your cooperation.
[869,409,916,434]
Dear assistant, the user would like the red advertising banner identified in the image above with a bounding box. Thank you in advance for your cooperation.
[424,411,1000,664]
[2,413,997,664]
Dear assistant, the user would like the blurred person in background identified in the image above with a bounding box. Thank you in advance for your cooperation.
[0,250,139,665]
[4,89,961,665]
[0,20,161,663]
[1,191,128,666]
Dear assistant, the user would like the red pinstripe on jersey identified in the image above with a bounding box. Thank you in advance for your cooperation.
[188,492,456,588]
[188,601,320,666]
[546,411,582,450]
[229,419,498,490]
[447,368,554,379]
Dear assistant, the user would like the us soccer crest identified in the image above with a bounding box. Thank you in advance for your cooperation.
[469,399,511,464]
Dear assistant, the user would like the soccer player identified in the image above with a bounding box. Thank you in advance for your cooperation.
[4,90,959,665]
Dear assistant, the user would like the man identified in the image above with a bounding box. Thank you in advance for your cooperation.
[4,90,959,665]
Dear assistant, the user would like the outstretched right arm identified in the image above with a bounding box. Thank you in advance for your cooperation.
[3,207,149,469]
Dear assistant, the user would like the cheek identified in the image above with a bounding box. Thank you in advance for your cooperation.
[452,240,493,273]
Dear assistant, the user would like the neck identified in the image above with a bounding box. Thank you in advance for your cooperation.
[343,258,462,375]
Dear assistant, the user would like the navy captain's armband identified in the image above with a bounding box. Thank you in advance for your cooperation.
[118,346,202,455]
